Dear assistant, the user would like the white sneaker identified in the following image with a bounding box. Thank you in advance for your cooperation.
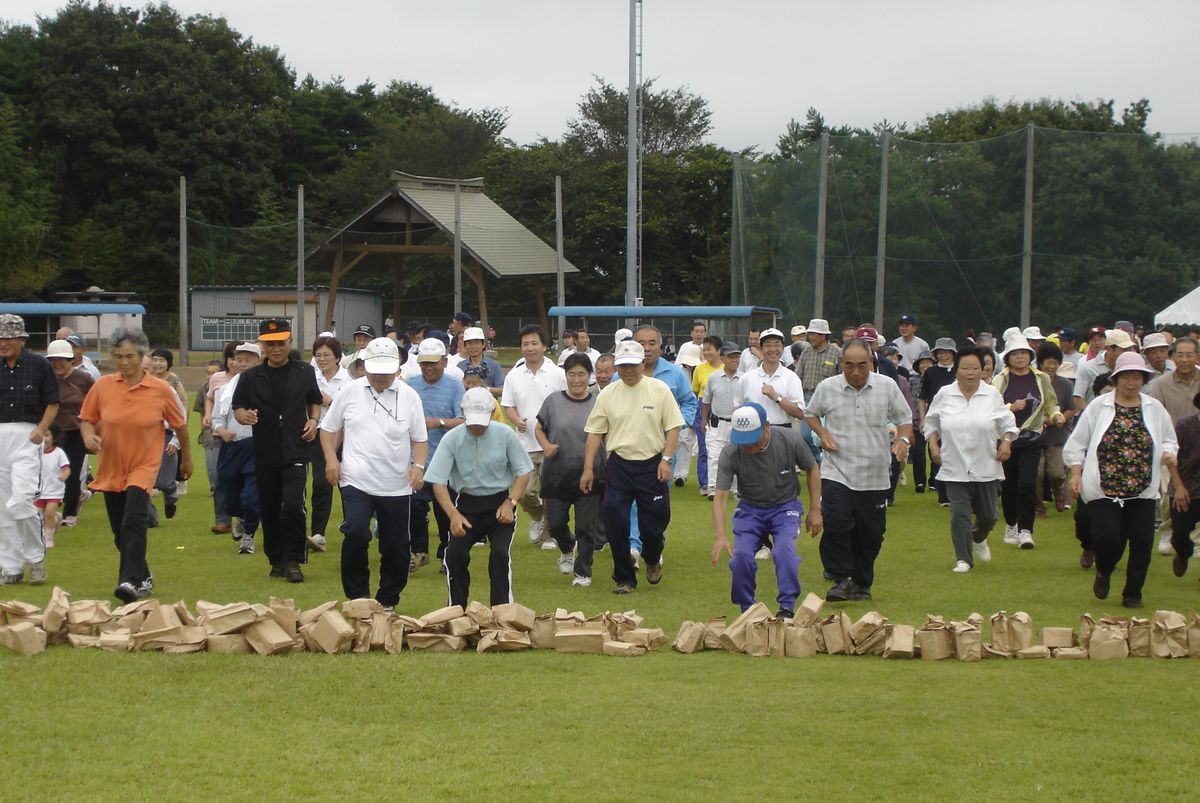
[898,472,907,486]
[571,575,592,587]
[754,546,771,561]
[307,533,326,552]
[952,560,971,573]
[1158,531,1175,556]
[1018,530,1035,549]
[540,539,559,551]
[1003,524,1019,545]
[528,518,543,544]
[631,548,641,569]
[973,539,991,563]
[557,553,575,574]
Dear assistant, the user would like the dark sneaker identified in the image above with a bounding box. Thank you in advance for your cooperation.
[777,608,795,620]
[1093,572,1110,600]
[914,484,926,494]
[850,582,872,601]
[165,499,177,519]
[1173,552,1188,578]
[1122,597,1143,609]
[285,562,304,583]
[1080,549,1095,569]
[826,578,853,602]
[673,478,685,487]
[114,582,138,603]
[612,583,636,595]
[646,562,663,585]
[269,564,286,579]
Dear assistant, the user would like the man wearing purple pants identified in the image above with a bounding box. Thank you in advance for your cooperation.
[710,402,823,618]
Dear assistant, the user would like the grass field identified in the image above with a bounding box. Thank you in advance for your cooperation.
[3,418,1200,801]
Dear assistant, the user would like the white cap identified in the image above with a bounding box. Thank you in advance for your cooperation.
[807,318,831,336]
[1023,326,1045,340]
[235,342,262,358]
[45,340,73,360]
[613,340,645,366]
[361,337,400,374]
[759,327,786,343]
[676,341,702,367]
[462,387,495,426]
[417,338,447,363]
[614,327,633,343]
[463,326,486,342]
[1142,332,1169,350]
[790,324,807,337]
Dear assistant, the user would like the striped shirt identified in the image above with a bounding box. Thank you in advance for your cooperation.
[805,372,912,491]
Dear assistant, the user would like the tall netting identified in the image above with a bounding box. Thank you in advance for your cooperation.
[733,127,1200,339]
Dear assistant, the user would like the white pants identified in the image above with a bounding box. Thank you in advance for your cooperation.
[705,420,734,495]
[673,425,697,481]
[0,422,43,574]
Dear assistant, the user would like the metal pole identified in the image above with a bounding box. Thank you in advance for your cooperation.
[296,184,305,354]
[555,175,565,336]
[453,182,463,314]
[625,0,638,308]
[873,131,890,329]
[178,176,188,365]
[730,157,742,305]
[814,132,830,319]
[1020,123,1035,328]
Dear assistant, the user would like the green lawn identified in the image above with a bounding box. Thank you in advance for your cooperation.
[3,432,1200,801]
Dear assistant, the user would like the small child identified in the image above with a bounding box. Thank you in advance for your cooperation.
[37,423,71,548]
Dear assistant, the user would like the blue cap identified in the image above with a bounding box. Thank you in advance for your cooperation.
[730,402,769,445]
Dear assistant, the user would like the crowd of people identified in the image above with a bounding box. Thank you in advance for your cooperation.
[1,310,1197,617]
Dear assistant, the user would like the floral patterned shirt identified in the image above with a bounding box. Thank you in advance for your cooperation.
[1097,403,1153,498]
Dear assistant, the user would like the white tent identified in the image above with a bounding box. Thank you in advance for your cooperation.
[1155,286,1200,328]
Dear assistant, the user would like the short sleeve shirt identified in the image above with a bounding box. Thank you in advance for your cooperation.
[320,377,428,496]
[584,377,686,460]
[736,364,805,424]
[716,426,815,508]
[501,358,566,453]
[806,372,911,491]
[536,391,604,499]
[80,373,186,493]
[409,373,464,459]
[424,423,534,496]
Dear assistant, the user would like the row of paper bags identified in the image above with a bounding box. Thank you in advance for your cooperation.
[0,588,667,657]
[672,594,1200,661]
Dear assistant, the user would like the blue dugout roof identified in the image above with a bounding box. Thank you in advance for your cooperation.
[547,305,779,320]
[0,303,146,315]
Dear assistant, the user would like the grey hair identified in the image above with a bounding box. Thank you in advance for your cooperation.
[110,327,150,355]
[633,324,661,339]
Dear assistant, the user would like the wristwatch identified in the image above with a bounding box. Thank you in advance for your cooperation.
[661,455,671,462]
[898,436,911,445]
[438,419,445,428]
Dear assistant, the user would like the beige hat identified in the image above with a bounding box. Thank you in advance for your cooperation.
[235,342,263,358]
[1141,332,1169,350]
[613,340,645,366]
[790,324,807,337]
[45,339,73,360]
[462,387,495,426]
[462,326,486,342]
[417,338,447,363]
[675,341,702,367]
[1105,329,1135,349]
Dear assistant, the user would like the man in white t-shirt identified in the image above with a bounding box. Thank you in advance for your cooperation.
[736,327,806,426]
[320,338,428,610]
[501,323,566,548]
[890,313,929,371]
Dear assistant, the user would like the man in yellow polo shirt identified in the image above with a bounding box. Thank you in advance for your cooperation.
[581,340,684,594]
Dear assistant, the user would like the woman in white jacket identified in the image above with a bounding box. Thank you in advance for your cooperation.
[1065,351,1178,608]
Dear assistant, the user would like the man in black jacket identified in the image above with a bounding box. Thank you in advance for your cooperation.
[233,319,322,582]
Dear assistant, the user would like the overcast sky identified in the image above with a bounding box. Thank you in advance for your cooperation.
[10,1,1199,149]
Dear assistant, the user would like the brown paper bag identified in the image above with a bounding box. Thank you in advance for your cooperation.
[111,598,160,618]
[268,601,299,636]
[491,603,535,632]
[743,620,771,657]
[384,617,406,654]
[850,612,888,655]
[406,632,467,652]
[672,620,706,654]
[553,628,605,654]
[243,619,295,655]
[67,633,98,649]
[0,600,40,619]
[820,613,853,656]
[131,625,183,651]
[530,614,556,649]
[622,627,668,651]
[368,613,390,650]
[949,622,982,662]
[719,603,772,653]
[883,624,915,659]
[1053,646,1089,659]
[445,616,480,638]
[1150,610,1188,658]
[603,640,647,657]
[143,605,183,633]
[202,603,260,636]
[989,612,1011,654]
[611,610,644,640]
[310,610,355,654]
[1009,612,1033,651]
[96,630,131,652]
[918,627,954,661]
[343,598,385,620]
[67,599,112,631]
[351,619,373,653]
[1016,645,1051,659]
[982,643,1011,659]
[796,593,825,627]
[783,625,816,658]
[1187,610,1200,658]
[492,630,533,652]
[1088,625,1130,660]
[1040,627,1077,650]
[465,600,495,628]
[164,626,208,654]
[1127,618,1151,657]
[298,600,338,628]
[702,616,727,650]
[1079,613,1096,649]
[206,633,251,654]
[3,622,47,656]
[42,586,70,636]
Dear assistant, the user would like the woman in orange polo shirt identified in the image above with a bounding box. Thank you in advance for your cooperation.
[80,328,192,603]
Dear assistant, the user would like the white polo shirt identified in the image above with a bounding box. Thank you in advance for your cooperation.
[501,357,566,452]
[319,376,428,497]
[736,362,805,424]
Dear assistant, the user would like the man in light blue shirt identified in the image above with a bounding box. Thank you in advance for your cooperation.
[427,388,533,607]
